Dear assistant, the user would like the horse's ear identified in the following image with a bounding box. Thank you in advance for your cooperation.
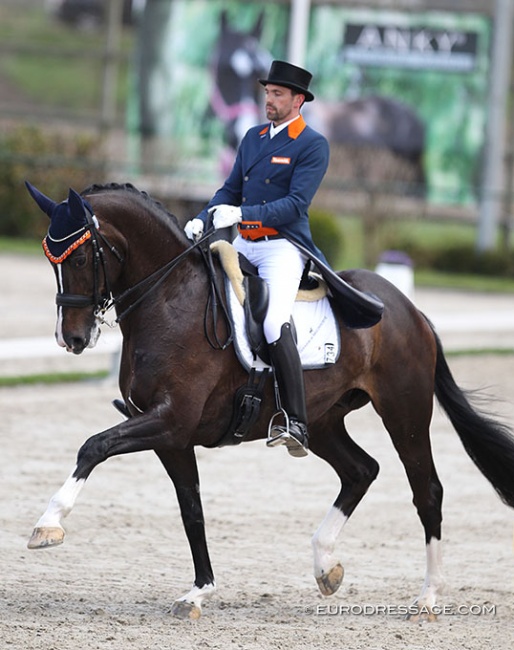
[220,9,228,32]
[253,11,264,38]
[25,181,56,218]
[67,188,87,220]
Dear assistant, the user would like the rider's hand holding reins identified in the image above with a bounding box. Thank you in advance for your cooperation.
[208,205,242,229]
[184,218,205,241]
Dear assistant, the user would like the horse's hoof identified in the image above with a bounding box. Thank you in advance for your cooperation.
[27,526,65,549]
[407,607,438,624]
[170,600,202,620]
[316,563,344,596]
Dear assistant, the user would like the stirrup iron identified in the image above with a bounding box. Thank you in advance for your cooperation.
[266,409,290,447]
[266,410,308,458]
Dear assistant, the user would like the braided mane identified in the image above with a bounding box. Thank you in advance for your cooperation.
[81,182,182,230]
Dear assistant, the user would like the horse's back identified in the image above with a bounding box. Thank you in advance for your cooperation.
[335,268,438,424]
[338,267,436,361]
[340,267,417,317]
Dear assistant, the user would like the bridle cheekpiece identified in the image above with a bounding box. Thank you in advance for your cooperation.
[26,182,121,317]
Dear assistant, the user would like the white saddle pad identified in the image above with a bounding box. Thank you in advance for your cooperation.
[226,279,340,371]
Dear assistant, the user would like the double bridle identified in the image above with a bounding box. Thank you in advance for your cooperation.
[56,211,233,349]
[54,205,122,317]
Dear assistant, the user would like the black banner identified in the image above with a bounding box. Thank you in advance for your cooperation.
[343,24,478,71]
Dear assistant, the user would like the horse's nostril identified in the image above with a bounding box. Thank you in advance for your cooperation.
[69,337,87,354]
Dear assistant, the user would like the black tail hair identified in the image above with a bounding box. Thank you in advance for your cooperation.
[431,324,514,508]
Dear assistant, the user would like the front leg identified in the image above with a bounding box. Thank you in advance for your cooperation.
[27,469,84,549]
[155,448,216,619]
[27,409,185,549]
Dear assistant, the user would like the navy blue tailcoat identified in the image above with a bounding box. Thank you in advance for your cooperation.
[196,115,330,265]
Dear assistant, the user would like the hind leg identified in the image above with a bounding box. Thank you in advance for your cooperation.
[377,389,445,620]
[309,407,380,596]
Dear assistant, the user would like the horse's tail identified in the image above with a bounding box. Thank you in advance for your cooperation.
[431,324,514,508]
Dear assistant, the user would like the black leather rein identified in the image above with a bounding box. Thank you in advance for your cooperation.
[111,228,233,350]
[111,229,215,322]
[56,209,233,350]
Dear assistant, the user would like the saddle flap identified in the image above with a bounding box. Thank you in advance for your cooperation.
[243,275,268,323]
[243,275,270,363]
[211,239,338,369]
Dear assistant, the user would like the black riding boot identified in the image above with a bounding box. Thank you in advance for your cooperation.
[267,322,309,457]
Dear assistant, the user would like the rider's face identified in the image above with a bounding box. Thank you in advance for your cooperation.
[264,84,304,126]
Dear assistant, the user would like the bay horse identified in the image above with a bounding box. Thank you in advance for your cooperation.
[25,182,514,620]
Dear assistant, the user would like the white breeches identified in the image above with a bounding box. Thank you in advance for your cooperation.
[233,236,306,343]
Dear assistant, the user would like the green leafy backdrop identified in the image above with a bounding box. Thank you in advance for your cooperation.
[129,2,490,205]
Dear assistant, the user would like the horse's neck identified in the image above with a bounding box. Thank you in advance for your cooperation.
[105,208,191,291]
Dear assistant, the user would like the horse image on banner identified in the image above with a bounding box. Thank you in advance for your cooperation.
[307,94,426,196]
[207,10,271,175]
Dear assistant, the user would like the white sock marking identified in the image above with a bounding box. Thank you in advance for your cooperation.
[413,537,445,609]
[35,467,85,529]
[312,506,348,578]
[176,583,216,610]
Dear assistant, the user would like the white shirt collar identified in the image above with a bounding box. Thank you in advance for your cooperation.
[269,114,301,139]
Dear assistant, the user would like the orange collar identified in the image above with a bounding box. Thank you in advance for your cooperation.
[259,115,307,139]
[287,115,307,139]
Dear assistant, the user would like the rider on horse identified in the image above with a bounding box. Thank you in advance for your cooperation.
[185,60,330,458]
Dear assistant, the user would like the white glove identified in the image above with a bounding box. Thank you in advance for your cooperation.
[208,204,242,229]
[184,218,204,241]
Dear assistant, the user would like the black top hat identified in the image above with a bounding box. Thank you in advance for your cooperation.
[259,60,314,102]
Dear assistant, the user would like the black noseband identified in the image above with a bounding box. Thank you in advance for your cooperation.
[55,293,95,308]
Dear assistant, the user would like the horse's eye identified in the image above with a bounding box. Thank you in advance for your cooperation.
[72,254,87,269]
